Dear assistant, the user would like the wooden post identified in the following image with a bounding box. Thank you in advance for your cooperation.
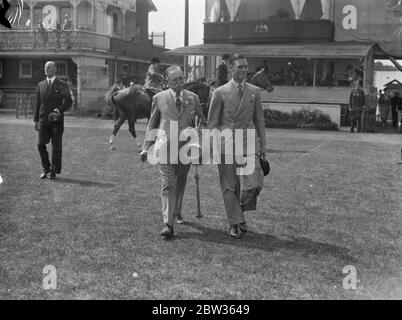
[184,0,189,79]
[363,56,368,89]
[29,0,34,30]
[313,58,317,87]
[92,0,95,32]
[73,0,78,30]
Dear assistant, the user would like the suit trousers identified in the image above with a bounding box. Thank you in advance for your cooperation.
[159,163,191,226]
[37,124,64,173]
[350,110,362,132]
[218,154,264,226]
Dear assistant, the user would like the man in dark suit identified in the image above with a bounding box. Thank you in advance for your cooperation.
[391,91,401,128]
[34,61,72,179]
[215,54,231,88]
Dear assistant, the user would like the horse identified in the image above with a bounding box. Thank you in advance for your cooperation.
[107,78,209,151]
[106,71,273,151]
[183,80,211,117]
[107,72,166,151]
[247,69,274,93]
[108,86,155,151]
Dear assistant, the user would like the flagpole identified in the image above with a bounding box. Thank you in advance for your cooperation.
[184,0,189,80]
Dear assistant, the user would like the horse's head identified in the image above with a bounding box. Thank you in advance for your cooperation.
[184,81,210,104]
[149,72,164,88]
[247,70,274,93]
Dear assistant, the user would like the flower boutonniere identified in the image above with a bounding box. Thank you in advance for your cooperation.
[184,96,194,108]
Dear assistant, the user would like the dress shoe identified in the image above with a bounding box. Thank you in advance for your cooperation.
[239,222,247,233]
[176,215,185,224]
[229,224,241,238]
[40,168,50,179]
[49,173,56,180]
[160,224,174,238]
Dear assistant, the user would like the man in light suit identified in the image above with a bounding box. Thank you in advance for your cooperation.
[208,54,268,239]
[140,65,206,239]
[34,61,72,179]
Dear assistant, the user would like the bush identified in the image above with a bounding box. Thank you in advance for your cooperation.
[264,108,339,131]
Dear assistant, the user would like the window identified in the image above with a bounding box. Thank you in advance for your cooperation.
[55,61,68,78]
[113,13,119,34]
[122,64,129,74]
[19,61,32,78]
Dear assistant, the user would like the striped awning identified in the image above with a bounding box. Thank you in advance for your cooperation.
[166,42,376,59]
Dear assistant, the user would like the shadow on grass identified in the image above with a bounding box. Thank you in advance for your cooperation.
[181,222,357,263]
[266,149,309,154]
[56,178,116,189]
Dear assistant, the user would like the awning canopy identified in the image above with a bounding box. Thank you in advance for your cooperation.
[166,42,376,59]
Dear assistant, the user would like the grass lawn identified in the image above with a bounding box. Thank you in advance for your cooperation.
[0,116,401,300]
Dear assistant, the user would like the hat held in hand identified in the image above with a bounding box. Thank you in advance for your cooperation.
[48,109,63,125]
[260,158,270,176]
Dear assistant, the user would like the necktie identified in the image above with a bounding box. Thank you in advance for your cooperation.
[176,92,182,113]
[238,84,243,98]
[46,79,51,93]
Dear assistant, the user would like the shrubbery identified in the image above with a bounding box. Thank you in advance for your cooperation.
[263,108,339,131]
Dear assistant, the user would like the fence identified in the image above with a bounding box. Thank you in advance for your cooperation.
[148,32,166,48]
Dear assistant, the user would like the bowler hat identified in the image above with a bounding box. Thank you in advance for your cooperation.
[260,158,270,176]
[48,110,63,125]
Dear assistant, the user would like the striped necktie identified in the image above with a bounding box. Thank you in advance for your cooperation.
[238,84,244,98]
[176,92,182,113]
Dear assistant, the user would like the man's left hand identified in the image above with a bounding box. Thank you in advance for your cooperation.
[261,147,268,160]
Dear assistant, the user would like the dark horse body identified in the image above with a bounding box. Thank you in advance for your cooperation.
[108,86,154,150]
[107,70,273,151]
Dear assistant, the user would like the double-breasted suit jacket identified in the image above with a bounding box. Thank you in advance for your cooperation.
[34,78,72,127]
[208,80,267,225]
[34,77,72,174]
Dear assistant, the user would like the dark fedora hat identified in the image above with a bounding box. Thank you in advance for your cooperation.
[260,158,270,176]
[48,110,63,125]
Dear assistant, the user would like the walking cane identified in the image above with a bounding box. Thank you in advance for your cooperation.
[194,115,203,219]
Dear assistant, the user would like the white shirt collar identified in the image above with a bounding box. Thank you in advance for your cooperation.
[47,76,56,84]
[231,79,245,89]
[170,89,183,101]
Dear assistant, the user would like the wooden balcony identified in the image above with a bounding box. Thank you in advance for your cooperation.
[0,30,110,52]
[204,20,334,44]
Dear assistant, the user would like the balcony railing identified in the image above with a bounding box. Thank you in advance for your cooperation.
[0,30,110,52]
[204,20,334,44]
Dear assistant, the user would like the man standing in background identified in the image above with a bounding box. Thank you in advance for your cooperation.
[214,54,231,88]
[349,80,365,133]
[363,86,378,133]
[390,91,401,129]
[34,61,72,180]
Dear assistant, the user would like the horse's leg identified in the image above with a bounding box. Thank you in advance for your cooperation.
[109,115,125,149]
[128,118,141,152]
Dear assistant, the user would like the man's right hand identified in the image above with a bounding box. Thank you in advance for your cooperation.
[34,122,39,131]
[140,150,148,163]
